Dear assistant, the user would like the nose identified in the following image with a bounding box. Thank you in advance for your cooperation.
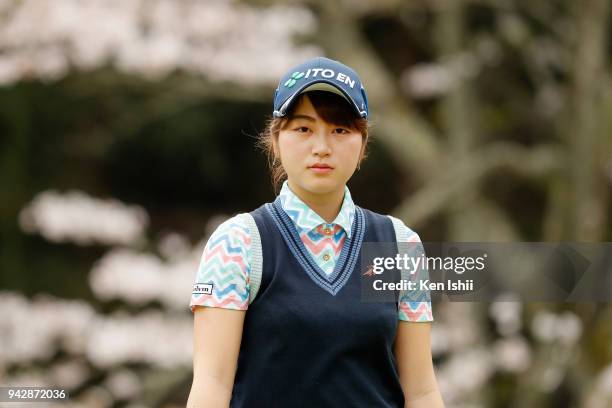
[311,129,332,157]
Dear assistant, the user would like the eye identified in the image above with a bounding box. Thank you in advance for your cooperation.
[333,128,350,134]
[294,126,310,133]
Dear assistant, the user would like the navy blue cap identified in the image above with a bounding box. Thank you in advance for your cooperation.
[273,57,369,119]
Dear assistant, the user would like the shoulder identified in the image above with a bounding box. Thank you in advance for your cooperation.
[191,213,256,312]
[205,213,253,248]
[199,213,254,272]
[202,212,264,284]
[357,206,394,226]
[385,214,421,243]
[358,207,422,243]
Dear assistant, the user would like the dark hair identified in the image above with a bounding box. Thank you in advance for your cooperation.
[257,90,371,193]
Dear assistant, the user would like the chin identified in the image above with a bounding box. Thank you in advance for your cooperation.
[302,178,341,194]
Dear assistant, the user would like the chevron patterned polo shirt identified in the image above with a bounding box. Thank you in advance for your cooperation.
[189,180,433,322]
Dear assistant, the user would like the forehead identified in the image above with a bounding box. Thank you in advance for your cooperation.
[282,92,359,130]
[290,94,317,116]
[284,98,319,125]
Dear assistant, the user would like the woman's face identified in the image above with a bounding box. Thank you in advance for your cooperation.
[275,94,365,198]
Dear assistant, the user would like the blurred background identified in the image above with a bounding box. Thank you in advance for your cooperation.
[0,0,611,407]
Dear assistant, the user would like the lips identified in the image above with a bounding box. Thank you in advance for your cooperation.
[308,163,334,174]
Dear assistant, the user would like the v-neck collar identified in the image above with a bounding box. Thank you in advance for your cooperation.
[266,196,366,296]
[278,180,355,239]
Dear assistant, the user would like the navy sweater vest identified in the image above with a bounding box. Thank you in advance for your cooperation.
[229,198,404,407]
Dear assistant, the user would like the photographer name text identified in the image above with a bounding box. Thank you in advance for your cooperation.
[373,279,474,292]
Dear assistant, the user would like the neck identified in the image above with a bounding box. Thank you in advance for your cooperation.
[287,180,345,224]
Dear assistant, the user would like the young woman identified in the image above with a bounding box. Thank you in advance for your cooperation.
[187,57,445,408]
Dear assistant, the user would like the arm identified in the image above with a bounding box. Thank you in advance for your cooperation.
[394,321,445,408]
[387,215,444,406]
[187,306,245,407]
[187,214,253,407]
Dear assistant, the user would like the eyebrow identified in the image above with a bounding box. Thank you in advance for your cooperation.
[287,114,316,122]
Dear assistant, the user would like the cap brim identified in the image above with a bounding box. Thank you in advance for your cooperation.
[298,83,351,103]
[275,80,362,118]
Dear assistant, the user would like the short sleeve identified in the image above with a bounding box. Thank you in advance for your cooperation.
[387,216,434,322]
[189,214,252,313]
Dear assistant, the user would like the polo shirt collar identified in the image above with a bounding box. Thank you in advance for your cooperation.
[278,180,355,238]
